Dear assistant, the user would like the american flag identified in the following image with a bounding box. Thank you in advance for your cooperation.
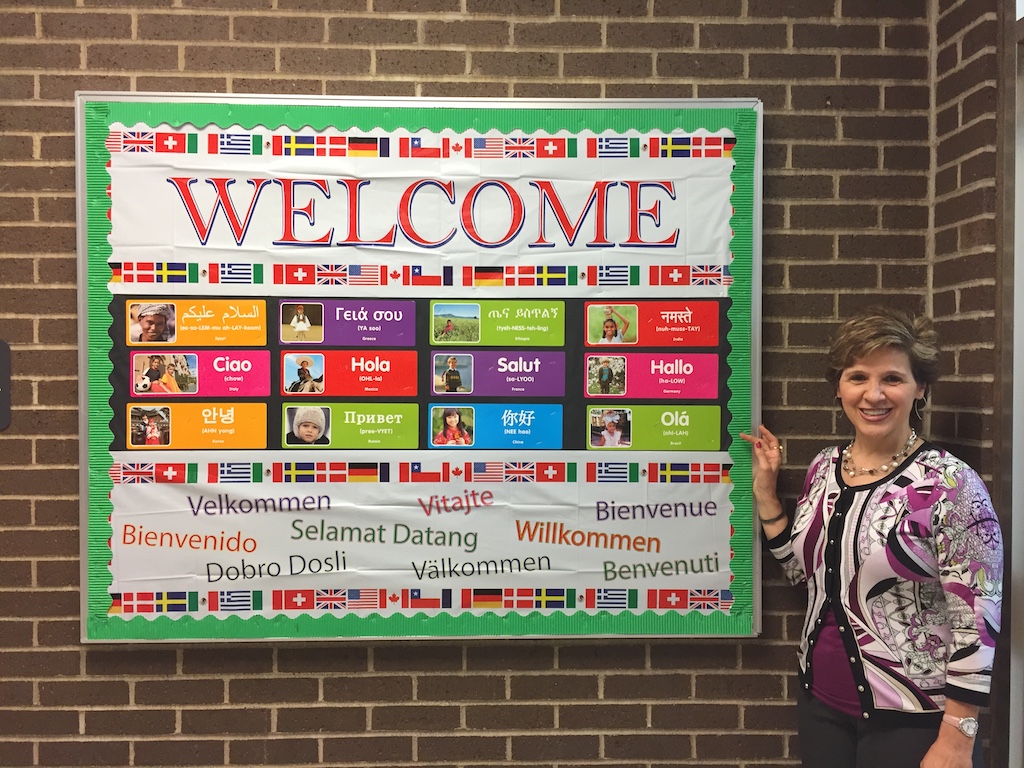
[692,265,733,286]
[719,590,735,611]
[110,463,155,483]
[346,589,383,609]
[315,589,348,609]
[503,462,535,482]
[470,137,505,158]
[472,462,504,482]
[504,138,536,158]
[316,264,348,285]
[348,265,382,286]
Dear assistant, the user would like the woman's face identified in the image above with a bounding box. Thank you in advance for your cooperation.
[837,347,924,446]
[445,412,460,428]
[603,320,617,338]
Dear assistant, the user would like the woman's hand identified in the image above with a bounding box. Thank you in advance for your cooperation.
[739,425,787,534]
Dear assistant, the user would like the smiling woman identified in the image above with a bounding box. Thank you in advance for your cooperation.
[740,306,1003,768]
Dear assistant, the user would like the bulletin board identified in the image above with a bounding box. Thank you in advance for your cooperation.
[76,94,763,641]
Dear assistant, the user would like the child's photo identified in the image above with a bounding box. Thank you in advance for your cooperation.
[433,354,473,394]
[286,406,331,445]
[586,303,638,345]
[432,303,480,343]
[130,406,171,447]
[431,407,474,446]
[587,355,626,396]
[590,408,631,448]
[284,354,325,394]
[280,302,324,344]
[128,303,176,344]
[133,353,197,395]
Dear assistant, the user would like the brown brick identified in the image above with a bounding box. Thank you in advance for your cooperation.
[135,679,225,706]
[883,144,929,171]
[0,742,35,768]
[236,77,324,95]
[559,643,645,669]
[561,0,647,16]
[514,21,599,47]
[40,74,132,100]
[605,673,692,699]
[880,263,929,288]
[372,704,461,731]
[559,703,646,729]
[657,52,743,79]
[0,709,79,735]
[427,20,509,46]
[962,18,997,61]
[421,81,510,98]
[419,735,507,761]
[936,186,996,226]
[468,0,554,14]
[373,644,461,671]
[699,83,787,109]
[655,638,737,671]
[842,0,928,19]
[468,703,555,730]
[375,0,458,10]
[465,644,554,670]
[40,680,130,707]
[0,528,78,558]
[786,145,876,171]
[764,174,834,200]
[793,84,881,111]
[322,735,412,763]
[605,734,692,759]
[229,677,318,703]
[651,702,740,729]
[36,559,80,587]
[0,620,34,646]
[937,1,991,45]
[0,560,31,587]
[0,75,34,100]
[881,204,928,229]
[233,15,323,42]
[0,12,36,37]
[280,0,363,8]
[328,17,418,45]
[793,23,880,49]
[182,647,273,675]
[762,233,835,261]
[0,258,34,284]
[137,13,230,41]
[510,673,599,700]
[565,52,652,78]
[840,174,928,201]
[276,705,366,733]
[417,674,505,701]
[697,733,787,758]
[42,11,133,38]
[884,84,930,111]
[885,23,929,49]
[326,79,418,97]
[0,467,78,495]
[936,54,997,108]
[87,44,179,70]
[278,645,368,673]
[607,21,694,48]
[842,53,929,80]
[767,114,839,141]
[134,740,225,766]
[86,649,176,677]
[655,0,742,16]
[85,709,176,735]
[512,737,598,761]
[228,738,321,765]
[0,43,80,70]
[844,114,928,142]
[136,75,228,92]
[39,197,76,223]
[0,225,75,254]
[700,22,786,49]
[0,198,34,223]
[38,741,131,767]
[791,203,878,230]
[1,164,75,193]
[470,51,558,77]
[182,707,271,734]
[750,53,836,80]
[608,83,694,98]
[324,675,411,702]
[376,49,465,76]
[36,384,79,409]
[186,45,276,72]
[789,263,878,291]
[36,500,79,527]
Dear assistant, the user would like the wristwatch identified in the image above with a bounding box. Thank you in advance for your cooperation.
[942,714,979,738]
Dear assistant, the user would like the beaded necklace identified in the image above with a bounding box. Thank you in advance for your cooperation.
[841,429,917,478]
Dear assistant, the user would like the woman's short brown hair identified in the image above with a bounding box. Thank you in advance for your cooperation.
[825,306,939,393]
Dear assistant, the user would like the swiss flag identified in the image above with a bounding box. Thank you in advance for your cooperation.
[272,589,315,610]
[648,589,689,610]
[536,137,568,157]
[273,264,316,285]
[650,265,691,286]
[154,464,187,483]
[155,132,187,153]
[535,462,565,482]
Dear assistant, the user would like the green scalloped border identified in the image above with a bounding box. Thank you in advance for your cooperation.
[83,98,758,641]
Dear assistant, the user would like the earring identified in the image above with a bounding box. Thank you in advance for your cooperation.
[913,397,926,422]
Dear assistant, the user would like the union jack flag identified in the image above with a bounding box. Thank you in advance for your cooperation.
[504,463,535,482]
[689,589,721,610]
[315,589,348,609]
[692,265,733,286]
[316,264,348,285]
[504,138,536,158]
[109,463,155,483]
[472,462,504,482]
[107,131,157,152]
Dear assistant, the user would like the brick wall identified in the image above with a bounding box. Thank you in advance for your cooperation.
[0,1,1010,766]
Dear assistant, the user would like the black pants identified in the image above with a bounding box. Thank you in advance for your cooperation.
[797,688,983,768]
